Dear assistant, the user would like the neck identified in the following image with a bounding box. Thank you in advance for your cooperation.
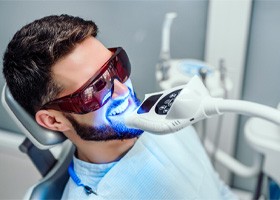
[75,137,138,164]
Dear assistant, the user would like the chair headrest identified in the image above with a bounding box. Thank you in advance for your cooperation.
[1,84,66,149]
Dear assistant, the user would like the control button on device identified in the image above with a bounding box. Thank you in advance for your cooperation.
[155,89,182,115]
[159,105,167,110]
[164,99,172,105]
[169,93,177,98]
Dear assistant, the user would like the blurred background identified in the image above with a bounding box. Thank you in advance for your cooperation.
[1,0,280,199]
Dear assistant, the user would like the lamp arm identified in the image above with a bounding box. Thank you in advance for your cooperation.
[204,98,280,125]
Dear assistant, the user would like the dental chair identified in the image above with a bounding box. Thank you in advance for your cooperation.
[1,84,75,200]
[245,117,280,199]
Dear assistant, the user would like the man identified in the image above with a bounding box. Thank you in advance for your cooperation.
[3,14,237,199]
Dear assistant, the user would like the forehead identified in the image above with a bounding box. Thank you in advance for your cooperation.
[52,37,112,97]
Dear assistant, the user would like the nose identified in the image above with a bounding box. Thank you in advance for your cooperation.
[111,79,129,99]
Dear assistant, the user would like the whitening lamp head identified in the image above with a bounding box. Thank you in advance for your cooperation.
[124,76,211,134]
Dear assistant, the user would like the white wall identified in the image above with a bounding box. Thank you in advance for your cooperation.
[204,0,252,183]
[234,0,280,191]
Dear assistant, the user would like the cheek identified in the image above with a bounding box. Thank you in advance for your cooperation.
[92,108,109,126]
[124,78,133,92]
[73,106,109,127]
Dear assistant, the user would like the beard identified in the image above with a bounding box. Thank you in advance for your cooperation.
[64,89,144,141]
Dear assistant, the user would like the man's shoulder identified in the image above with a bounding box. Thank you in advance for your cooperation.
[138,125,201,152]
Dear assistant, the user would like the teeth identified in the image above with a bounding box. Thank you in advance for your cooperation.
[109,100,129,116]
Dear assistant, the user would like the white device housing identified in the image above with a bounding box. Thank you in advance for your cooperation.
[125,76,280,134]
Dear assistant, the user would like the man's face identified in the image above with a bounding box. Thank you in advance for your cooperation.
[52,37,143,141]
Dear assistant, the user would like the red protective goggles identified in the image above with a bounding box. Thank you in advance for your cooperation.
[41,47,131,114]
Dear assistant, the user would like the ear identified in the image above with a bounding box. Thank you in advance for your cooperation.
[35,110,70,132]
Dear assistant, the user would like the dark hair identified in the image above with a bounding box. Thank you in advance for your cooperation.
[3,14,98,116]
